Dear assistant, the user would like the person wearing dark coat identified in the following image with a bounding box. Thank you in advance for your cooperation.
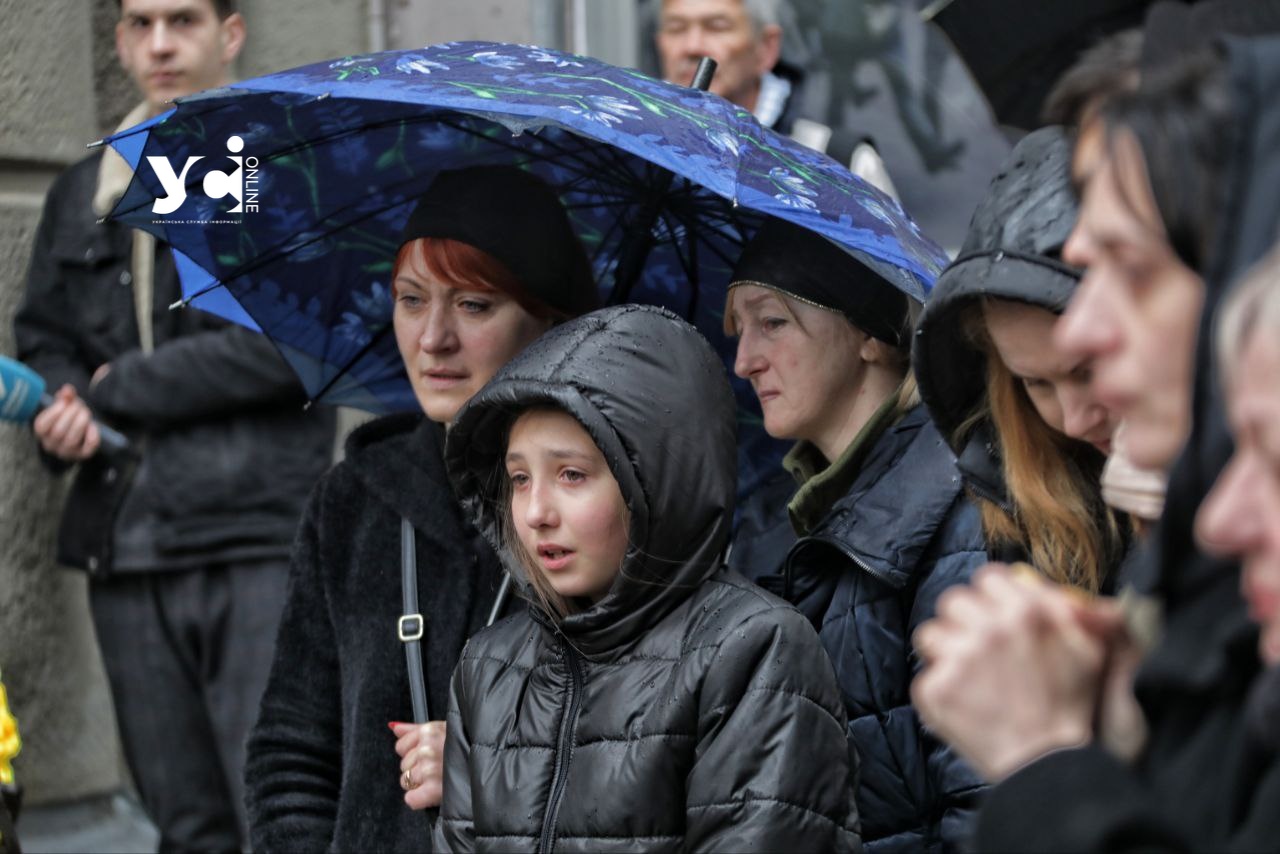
[913,29,1280,852]
[724,219,987,852]
[435,304,861,853]
[12,4,334,848]
[913,126,1128,594]
[244,165,598,852]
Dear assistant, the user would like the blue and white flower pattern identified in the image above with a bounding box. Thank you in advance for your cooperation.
[559,95,640,127]
[530,48,583,68]
[706,129,740,157]
[395,54,449,75]
[471,50,523,70]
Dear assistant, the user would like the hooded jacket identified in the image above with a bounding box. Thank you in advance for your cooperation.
[245,413,509,853]
[913,127,1090,543]
[437,305,861,853]
[975,33,1280,852]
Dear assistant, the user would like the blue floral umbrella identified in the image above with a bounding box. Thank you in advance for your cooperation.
[102,40,948,497]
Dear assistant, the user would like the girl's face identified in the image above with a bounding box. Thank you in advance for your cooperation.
[505,409,630,604]
[982,299,1117,455]
[1056,126,1205,471]
[728,284,869,445]
[393,240,550,424]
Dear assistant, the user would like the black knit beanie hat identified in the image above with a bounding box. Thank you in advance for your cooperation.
[400,164,598,318]
[727,217,915,348]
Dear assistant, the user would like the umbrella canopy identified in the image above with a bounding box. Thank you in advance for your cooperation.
[102,41,948,495]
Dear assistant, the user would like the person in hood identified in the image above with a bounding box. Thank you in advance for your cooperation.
[244,165,597,852]
[1196,243,1280,765]
[1199,243,1280,671]
[914,126,1128,594]
[435,304,860,853]
[914,25,1280,850]
[724,217,987,852]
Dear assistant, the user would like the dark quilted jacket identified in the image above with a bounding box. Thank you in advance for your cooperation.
[735,404,989,852]
[438,305,861,853]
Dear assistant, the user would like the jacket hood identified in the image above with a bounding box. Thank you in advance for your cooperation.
[1136,35,1280,697]
[445,304,738,658]
[914,126,1081,455]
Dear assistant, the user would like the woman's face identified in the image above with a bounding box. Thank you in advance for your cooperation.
[505,409,630,603]
[1196,332,1280,665]
[393,240,550,424]
[728,284,869,445]
[982,299,1117,454]
[1056,126,1205,472]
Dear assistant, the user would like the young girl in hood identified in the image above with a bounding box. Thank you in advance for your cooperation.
[913,127,1130,593]
[435,304,860,853]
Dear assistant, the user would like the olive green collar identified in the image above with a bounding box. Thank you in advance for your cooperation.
[784,391,904,536]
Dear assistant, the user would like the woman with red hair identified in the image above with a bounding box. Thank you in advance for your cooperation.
[244,165,597,853]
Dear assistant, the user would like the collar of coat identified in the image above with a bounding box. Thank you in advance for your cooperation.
[342,411,459,534]
[93,102,152,218]
[790,404,970,590]
[784,384,906,536]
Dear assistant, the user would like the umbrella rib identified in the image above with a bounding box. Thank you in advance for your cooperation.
[310,322,393,405]
[666,200,749,272]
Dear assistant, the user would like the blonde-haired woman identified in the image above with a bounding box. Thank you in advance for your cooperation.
[914,127,1129,595]
[725,214,989,853]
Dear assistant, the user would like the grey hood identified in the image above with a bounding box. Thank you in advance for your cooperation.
[445,304,738,658]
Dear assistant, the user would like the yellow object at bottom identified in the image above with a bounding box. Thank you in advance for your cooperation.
[0,675,20,787]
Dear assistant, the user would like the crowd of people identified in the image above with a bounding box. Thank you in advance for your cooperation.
[6,0,1280,852]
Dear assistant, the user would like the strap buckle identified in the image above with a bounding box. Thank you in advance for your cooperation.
[398,614,424,642]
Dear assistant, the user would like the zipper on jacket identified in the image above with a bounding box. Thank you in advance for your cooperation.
[965,478,1014,515]
[786,533,901,598]
[538,638,584,854]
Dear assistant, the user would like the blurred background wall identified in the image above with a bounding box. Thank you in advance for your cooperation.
[0,0,1005,810]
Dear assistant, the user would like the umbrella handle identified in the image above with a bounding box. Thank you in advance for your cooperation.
[691,57,717,92]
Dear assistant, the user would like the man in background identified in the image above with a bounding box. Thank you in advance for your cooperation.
[12,1,334,848]
[656,0,899,196]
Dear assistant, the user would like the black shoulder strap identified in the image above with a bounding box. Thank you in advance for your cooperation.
[399,518,518,724]
[399,518,429,723]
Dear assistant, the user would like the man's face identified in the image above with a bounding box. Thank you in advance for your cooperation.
[656,0,781,110]
[116,0,245,114]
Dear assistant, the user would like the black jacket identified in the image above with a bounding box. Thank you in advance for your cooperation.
[12,151,333,574]
[437,305,861,853]
[245,413,510,853]
[736,405,988,853]
[974,33,1280,852]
